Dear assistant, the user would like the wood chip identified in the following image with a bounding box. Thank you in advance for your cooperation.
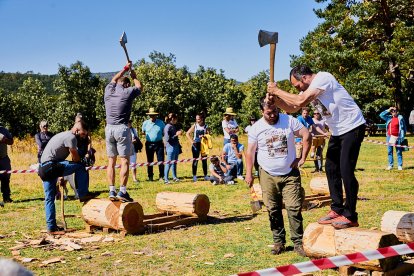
[11,250,20,256]
[22,258,37,263]
[41,257,64,265]
[9,244,27,251]
[102,237,114,242]
[223,253,235,258]
[80,235,103,243]
[244,227,251,230]
[29,238,47,246]
[204,262,215,265]
[133,251,145,255]
[66,232,93,239]
[101,251,113,256]
[190,255,197,258]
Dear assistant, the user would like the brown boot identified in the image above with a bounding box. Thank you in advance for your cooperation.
[271,243,285,255]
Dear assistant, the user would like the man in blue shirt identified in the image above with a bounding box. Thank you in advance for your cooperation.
[221,134,245,180]
[142,108,165,181]
[104,62,141,202]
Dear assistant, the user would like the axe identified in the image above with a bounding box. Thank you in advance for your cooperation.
[258,30,278,83]
[59,178,67,230]
[119,31,131,63]
[250,187,262,214]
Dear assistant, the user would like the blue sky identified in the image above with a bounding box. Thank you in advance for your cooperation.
[0,0,324,82]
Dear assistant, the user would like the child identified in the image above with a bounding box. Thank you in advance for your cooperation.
[209,155,235,185]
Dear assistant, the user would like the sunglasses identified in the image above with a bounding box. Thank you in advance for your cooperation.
[391,110,397,113]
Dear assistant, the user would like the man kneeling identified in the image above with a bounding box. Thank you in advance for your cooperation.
[38,120,99,234]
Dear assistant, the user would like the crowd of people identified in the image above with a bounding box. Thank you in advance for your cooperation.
[0,61,410,257]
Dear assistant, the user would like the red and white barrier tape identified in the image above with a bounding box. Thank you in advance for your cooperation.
[236,242,414,276]
[363,138,413,149]
[0,156,211,175]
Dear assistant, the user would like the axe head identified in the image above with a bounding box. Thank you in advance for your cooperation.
[120,31,128,46]
[258,30,278,47]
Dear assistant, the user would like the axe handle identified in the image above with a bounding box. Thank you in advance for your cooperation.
[269,43,276,83]
[60,181,67,230]
[121,44,131,63]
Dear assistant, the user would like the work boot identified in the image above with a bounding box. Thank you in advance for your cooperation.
[271,243,285,255]
[47,226,65,235]
[294,244,307,257]
[3,197,13,203]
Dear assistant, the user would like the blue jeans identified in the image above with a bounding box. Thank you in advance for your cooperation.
[226,159,243,177]
[387,136,403,167]
[41,161,89,230]
[164,144,179,181]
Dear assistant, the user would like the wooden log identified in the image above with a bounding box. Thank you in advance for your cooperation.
[155,192,210,218]
[303,223,401,271]
[82,199,144,234]
[309,176,330,195]
[381,210,414,243]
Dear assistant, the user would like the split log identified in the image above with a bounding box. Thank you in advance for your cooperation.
[303,223,401,271]
[155,192,210,218]
[381,210,414,243]
[309,176,330,195]
[82,199,144,234]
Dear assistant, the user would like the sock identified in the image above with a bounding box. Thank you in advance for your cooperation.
[120,186,127,194]
[109,185,116,192]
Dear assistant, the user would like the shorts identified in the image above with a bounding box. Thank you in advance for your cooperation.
[105,124,132,157]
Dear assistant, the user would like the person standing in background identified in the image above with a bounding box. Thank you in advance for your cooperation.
[0,124,14,203]
[222,107,239,145]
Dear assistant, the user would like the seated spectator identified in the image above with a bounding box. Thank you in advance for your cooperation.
[209,156,235,185]
[221,134,245,180]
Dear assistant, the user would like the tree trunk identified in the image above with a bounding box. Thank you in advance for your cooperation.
[155,192,210,218]
[82,199,144,234]
[381,210,414,243]
[309,176,330,195]
[303,223,401,271]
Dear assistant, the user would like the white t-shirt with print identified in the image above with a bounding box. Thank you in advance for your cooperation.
[308,72,365,136]
[222,119,238,139]
[248,114,302,176]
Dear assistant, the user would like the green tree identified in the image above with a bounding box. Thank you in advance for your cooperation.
[292,0,414,120]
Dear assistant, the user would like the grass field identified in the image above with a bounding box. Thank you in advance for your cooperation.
[1,134,414,275]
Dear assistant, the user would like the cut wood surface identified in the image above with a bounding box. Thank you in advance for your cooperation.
[303,223,401,271]
[381,210,414,243]
[309,176,330,195]
[82,199,144,234]
[155,192,210,218]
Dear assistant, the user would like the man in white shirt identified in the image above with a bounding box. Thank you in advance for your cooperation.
[267,65,366,229]
[245,98,311,256]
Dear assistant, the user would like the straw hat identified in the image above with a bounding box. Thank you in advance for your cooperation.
[146,108,159,115]
[224,107,237,116]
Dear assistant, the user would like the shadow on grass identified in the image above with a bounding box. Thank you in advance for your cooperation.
[204,214,256,225]
[13,190,108,203]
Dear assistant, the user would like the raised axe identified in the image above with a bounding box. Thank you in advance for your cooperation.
[119,31,131,63]
[258,30,278,83]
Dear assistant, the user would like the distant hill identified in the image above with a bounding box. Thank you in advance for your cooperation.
[0,71,57,94]
[94,72,116,81]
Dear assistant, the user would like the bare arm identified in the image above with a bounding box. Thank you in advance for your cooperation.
[245,142,257,187]
[111,61,132,83]
[69,147,81,163]
[292,127,311,168]
[130,69,142,90]
[186,125,195,144]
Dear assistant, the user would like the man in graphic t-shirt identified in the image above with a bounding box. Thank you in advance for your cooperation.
[267,65,366,229]
[245,97,311,257]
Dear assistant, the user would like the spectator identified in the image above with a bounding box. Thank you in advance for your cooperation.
[222,107,239,145]
[186,112,209,182]
[0,124,13,203]
[35,120,54,163]
[244,116,257,134]
[142,108,165,182]
[209,155,235,185]
[244,116,259,177]
[380,107,406,170]
[245,98,311,256]
[409,108,414,134]
[163,113,182,184]
[104,62,142,202]
[128,119,140,183]
[221,134,245,180]
[38,121,99,234]
[311,110,328,172]
[0,258,33,276]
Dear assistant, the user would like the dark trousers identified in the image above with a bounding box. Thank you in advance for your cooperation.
[325,124,365,221]
[0,156,11,199]
[145,141,164,179]
[191,142,207,176]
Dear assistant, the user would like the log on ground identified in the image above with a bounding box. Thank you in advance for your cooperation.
[155,192,210,218]
[303,223,401,271]
[381,210,414,243]
[309,176,330,195]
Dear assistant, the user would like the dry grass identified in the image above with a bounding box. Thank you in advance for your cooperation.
[1,134,414,275]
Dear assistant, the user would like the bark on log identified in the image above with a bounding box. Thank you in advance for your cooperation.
[381,210,414,243]
[155,192,210,218]
[303,223,401,271]
[309,176,330,195]
[82,199,144,234]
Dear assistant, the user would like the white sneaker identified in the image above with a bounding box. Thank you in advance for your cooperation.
[237,175,244,180]
[212,181,218,185]
[386,166,392,170]
[398,166,403,170]
[226,180,235,185]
